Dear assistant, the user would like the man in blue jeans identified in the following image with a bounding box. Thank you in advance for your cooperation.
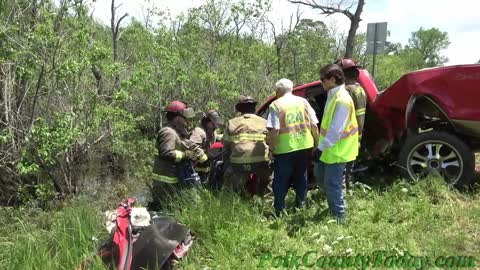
[267,78,319,217]
[313,64,359,224]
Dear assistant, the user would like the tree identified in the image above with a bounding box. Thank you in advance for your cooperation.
[268,8,302,74]
[288,0,365,58]
[110,0,128,92]
[283,18,335,82]
[407,27,450,67]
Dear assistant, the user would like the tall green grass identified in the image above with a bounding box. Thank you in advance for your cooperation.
[1,177,479,269]
[0,200,108,269]
[169,177,480,269]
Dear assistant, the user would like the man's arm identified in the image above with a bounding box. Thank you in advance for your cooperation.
[267,128,279,154]
[221,122,232,159]
[266,107,280,157]
[157,129,185,162]
[317,103,350,151]
[189,127,205,147]
[306,102,320,148]
[311,125,319,148]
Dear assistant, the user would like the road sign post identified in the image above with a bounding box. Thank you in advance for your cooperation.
[366,22,387,79]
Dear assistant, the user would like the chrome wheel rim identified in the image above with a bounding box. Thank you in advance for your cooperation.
[406,140,463,185]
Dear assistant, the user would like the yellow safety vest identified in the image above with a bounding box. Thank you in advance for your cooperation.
[270,95,314,154]
[318,86,359,164]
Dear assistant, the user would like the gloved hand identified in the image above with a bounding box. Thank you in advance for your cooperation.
[192,147,208,163]
[312,148,322,162]
[184,150,196,160]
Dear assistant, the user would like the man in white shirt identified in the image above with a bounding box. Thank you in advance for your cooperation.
[267,78,319,217]
[313,64,360,224]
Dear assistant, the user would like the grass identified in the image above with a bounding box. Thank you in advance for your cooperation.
[0,199,108,270]
[173,178,480,269]
[1,177,480,269]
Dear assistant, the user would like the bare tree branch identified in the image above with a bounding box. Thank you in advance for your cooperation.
[110,0,128,93]
[288,0,365,58]
[115,13,128,36]
[289,0,354,19]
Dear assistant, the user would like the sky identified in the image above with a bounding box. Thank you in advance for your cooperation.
[90,0,480,65]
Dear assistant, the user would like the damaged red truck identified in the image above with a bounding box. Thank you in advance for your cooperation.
[257,64,480,187]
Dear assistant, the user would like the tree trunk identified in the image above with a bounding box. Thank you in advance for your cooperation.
[110,0,127,93]
[344,0,365,58]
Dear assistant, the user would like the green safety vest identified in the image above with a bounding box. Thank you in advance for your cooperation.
[270,95,314,154]
[318,86,359,164]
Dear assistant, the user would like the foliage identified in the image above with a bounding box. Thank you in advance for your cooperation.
[407,27,450,68]
[0,0,451,204]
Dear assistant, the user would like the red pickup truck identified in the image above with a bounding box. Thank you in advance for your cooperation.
[257,64,480,187]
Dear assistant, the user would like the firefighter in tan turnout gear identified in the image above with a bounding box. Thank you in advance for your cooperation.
[189,109,224,183]
[149,100,206,209]
[334,58,367,191]
[222,95,272,196]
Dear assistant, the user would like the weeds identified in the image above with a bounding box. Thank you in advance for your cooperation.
[1,177,479,269]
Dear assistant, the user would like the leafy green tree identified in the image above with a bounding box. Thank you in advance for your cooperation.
[0,0,453,205]
[407,27,450,67]
[283,19,336,83]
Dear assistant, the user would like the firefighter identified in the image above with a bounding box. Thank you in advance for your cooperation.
[150,100,207,210]
[334,58,367,191]
[313,64,360,224]
[223,95,272,197]
[189,109,224,183]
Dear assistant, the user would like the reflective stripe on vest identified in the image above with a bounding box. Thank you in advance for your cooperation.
[319,124,359,140]
[195,166,210,173]
[278,123,312,135]
[198,153,208,163]
[230,155,269,164]
[271,96,314,154]
[174,150,184,162]
[152,173,178,184]
[229,133,266,142]
[318,86,359,164]
[355,108,366,115]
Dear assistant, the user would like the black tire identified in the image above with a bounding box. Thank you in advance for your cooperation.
[398,131,475,187]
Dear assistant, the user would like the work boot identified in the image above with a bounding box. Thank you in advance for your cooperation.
[274,208,288,218]
[295,200,306,210]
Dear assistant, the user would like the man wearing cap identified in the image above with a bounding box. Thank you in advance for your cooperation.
[223,95,271,196]
[189,109,224,183]
[334,58,367,191]
[267,79,319,217]
[150,100,206,209]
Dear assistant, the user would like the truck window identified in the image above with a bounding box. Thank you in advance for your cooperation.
[306,86,327,122]
[260,106,270,120]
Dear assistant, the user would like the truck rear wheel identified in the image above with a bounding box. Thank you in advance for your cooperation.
[398,131,475,187]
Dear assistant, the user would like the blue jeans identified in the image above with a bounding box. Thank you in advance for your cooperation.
[314,160,347,218]
[273,149,309,211]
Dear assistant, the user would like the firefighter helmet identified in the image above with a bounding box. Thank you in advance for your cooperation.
[165,100,195,118]
[334,58,361,70]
